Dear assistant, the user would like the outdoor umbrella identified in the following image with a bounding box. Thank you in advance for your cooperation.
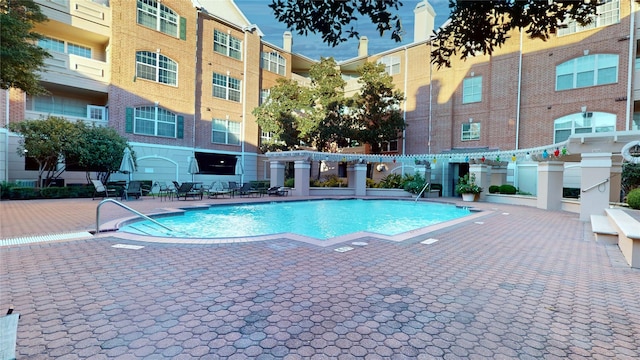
[119,147,136,182]
[188,156,200,181]
[235,156,243,184]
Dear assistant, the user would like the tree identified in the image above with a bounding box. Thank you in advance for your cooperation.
[8,116,82,187]
[252,78,314,151]
[348,62,405,154]
[0,0,51,95]
[70,124,131,184]
[267,0,611,68]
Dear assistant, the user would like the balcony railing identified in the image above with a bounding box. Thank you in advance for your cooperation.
[41,52,109,90]
[37,0,111,35]
[25,110,109,128]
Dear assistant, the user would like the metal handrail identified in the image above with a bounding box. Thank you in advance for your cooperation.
[415,183,430,202]
[582,178,609,193]
[96,198,175,234]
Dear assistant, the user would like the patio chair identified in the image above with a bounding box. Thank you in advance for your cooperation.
[205,181,233,198]
[175,182,203,200]
[236,183,261,197]
[91,179,117,200]
[123,180,143,200]
[267,186,289,196]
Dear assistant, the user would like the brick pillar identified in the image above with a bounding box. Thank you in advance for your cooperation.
[269,161,286,188]
[537,161,564,211]
[348,163,368,196]
[580,153,612,221]
[469,163,490,201]
[293,160,310,196]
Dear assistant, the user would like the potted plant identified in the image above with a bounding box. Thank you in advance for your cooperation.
[455,173,483,201]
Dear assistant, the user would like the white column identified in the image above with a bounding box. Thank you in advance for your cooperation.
[469,163,491,201]
[348,163,368,196]
[537,161,564,211]
[269,161,286,188]
[293,160,310,196]
[580,153,612,221]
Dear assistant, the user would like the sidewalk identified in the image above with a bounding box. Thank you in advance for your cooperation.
[1,197,639,358]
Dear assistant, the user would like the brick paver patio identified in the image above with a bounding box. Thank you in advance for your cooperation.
[1,196,639,358]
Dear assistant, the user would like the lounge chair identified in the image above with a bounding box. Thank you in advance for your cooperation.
[236,183,262,197]
[91,179,117,199]
[175,182,203,200]
[205,181,233,198]
[267,186,288,196]
[123,180,143,200]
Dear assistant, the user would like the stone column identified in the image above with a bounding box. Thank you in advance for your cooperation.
[269,161,286,188]
[610,155,623,203]
[293,160,311,196]
[348,163,368,196]
[491,166,507,187]
[580,153,612,221]
[469,163,490,200]
[537,161,564,211]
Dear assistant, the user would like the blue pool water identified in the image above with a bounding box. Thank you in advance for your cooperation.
[119,199,472,240]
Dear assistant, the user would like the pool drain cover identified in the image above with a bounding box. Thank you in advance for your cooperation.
[112,244,144,250]
[421,238,439,245]
[334,246,354,252]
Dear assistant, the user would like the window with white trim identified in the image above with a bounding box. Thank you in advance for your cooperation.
[554,112,616,143]
[378,56,400,76]
[260,89,271,105]
[462,76,482,104]
[261,52,286,75]
[213,73,241,102]
[212,119,241,145]
[214,30,242,60]
[136,51,178,86]
[558,0,619,36]
[556,54,618,90]
[462,123,481,141]
[38,36,92,59]
[135,106,177,137]
[137,0,179,37]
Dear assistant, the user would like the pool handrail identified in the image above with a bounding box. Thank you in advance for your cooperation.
[96,198,176,234]
[415,182,430,202]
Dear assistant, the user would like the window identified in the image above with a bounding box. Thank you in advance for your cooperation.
[463,76,482,104]
[212,73,241,102]
[556,54,618,90]
[381,140,398,152]
[554,112,616,143]
[132,106,177,137]
[378,56,400,76]
[137,0,180,37]
[261,52,286,75]
[38,36,92,59]
[558,0,619,36]
[136,51,178,86]
[260,89,271,105]
[26,94,88,118]
[212,119,241,145]
[195,152,237,175]
[214,30,242,60]
[462,123,481,141]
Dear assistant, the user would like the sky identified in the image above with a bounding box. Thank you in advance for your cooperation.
[233,0,451,61]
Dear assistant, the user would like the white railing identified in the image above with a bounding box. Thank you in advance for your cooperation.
[43,53,109,83]
[25,110,108,127]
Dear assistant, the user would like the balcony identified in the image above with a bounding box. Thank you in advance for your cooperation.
[25,108,109,128]
[41,52,109,92]
[36,0,111,37]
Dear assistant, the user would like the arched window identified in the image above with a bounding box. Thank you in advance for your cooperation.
[137,0,179,37]
[556,54,618,90]
[554,112,616,143]
[136,51,177,86]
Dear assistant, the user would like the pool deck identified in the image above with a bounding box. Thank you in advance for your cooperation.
[1,195,640,358]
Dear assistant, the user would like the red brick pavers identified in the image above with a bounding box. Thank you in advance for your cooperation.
[1,199,640,358]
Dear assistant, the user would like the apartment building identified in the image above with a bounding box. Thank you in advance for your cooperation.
[1,0,638,193]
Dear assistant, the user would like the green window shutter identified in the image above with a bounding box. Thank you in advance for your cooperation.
[177,115,184,138]
[179,17,187,40]
[125,108,134,133]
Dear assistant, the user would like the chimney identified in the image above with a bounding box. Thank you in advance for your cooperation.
[283,31,292,52]
[358,36,368,57]
[413,0,436,43]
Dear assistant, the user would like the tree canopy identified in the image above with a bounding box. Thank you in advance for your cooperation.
[0,0,50,95]
[268,0,614,68]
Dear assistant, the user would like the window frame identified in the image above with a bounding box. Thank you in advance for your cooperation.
[212,118,241,145]
[462,76,482,104]
[137,0,179,38]
[558,0,619,36]
[214,29,242,60]
[461,123,481,141]
[135,51,178,86]
[212,73,241,102]
[260,51,286,76]
[555,54,618,91]
[38,36,92,59]
[133,106,178,138]
[378,56,401,76]
[553,112,616,143]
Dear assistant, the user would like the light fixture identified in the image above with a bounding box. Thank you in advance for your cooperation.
[581,106,587,115]
[469,118,473,123]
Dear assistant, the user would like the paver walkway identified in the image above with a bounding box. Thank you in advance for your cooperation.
[1,197,639,358]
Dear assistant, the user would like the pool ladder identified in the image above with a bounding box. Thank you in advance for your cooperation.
[96,198,176,234]
[415,183,430,202]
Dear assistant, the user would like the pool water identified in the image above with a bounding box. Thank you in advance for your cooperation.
[119,199,472,240]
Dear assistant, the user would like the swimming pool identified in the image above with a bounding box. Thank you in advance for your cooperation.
[118,199,473,241]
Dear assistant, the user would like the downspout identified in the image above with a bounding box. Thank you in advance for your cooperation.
[626,0,635,131]
[193,8,200,172]
[515,28,523,150]
[403,46,408,176]
[4,90,9,181]
[241,26,255,184]
[428,43,433,155]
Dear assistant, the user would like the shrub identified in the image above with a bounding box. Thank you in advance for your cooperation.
[366,178,376,188]
[377,173,403,189]
[8,187,39,200]
[627,188,640,210]
[488,185,500,194]
[284,178,295,188]
[40,187,71,199]
[311,174,346,187]
[498,184,517,195]
[455,174,482,195]
[402,173,427,194]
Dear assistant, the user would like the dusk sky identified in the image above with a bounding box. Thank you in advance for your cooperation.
[233,0,452,61]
